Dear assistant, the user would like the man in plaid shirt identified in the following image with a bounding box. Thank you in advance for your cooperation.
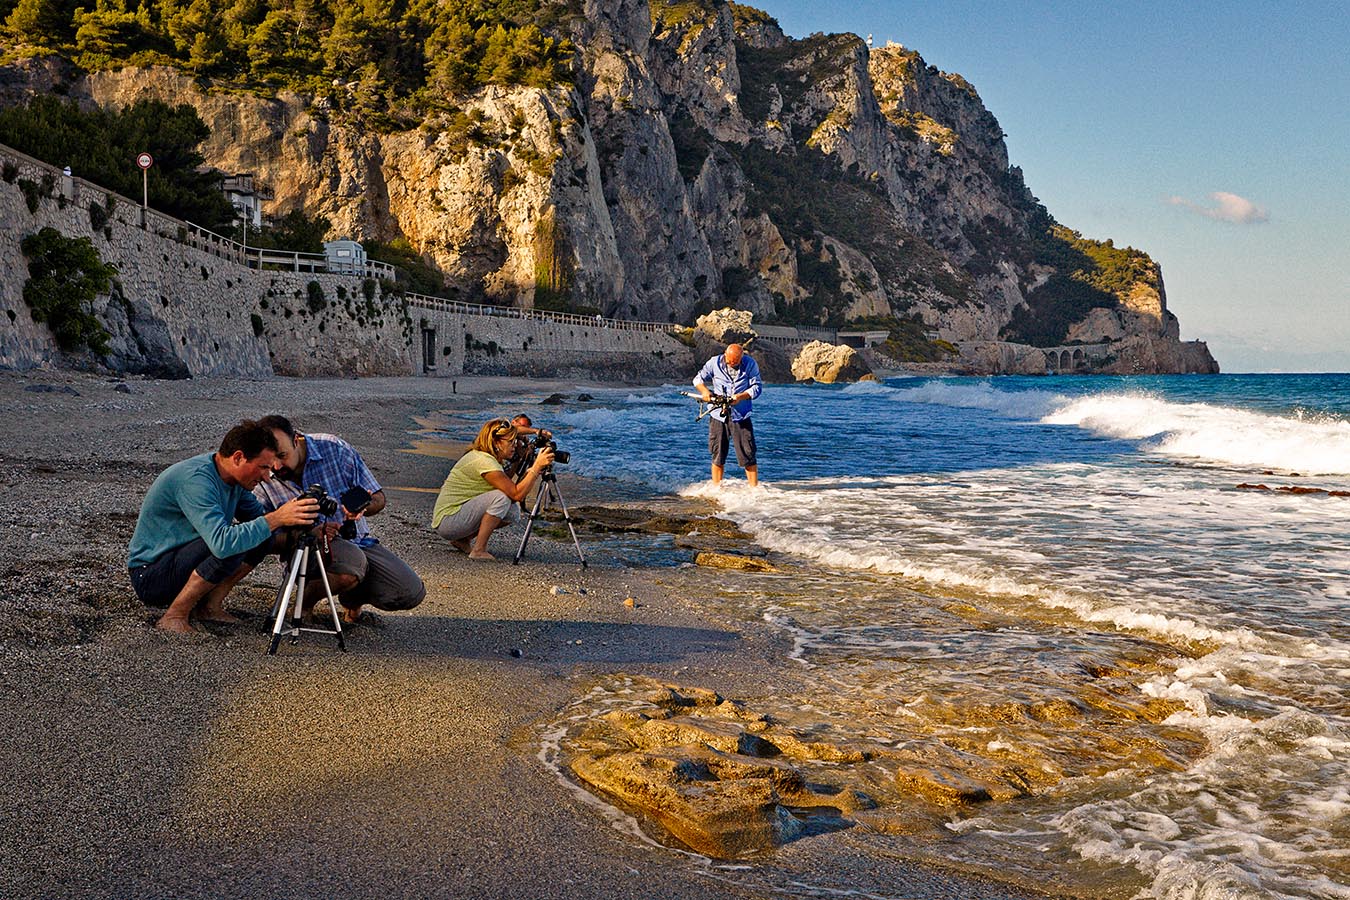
[254,415,425,624]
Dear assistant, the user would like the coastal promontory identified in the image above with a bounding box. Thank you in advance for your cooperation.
[0,0,1217,375]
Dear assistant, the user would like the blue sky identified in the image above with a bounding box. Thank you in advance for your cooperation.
[761,1,1350,372]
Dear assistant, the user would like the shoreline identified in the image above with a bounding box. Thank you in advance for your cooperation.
[0,369,1071,899]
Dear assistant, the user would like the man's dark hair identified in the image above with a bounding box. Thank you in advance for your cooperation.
[257,414,296,440]
[219,420,280,459]
[512,414,532,427]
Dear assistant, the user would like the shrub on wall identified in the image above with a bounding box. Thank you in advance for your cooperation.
[20,226,117,353]
[306,281,326,312]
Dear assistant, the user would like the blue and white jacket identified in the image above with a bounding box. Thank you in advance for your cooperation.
[693,353,763,422]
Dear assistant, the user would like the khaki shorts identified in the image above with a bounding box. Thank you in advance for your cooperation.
[434,490,521,542]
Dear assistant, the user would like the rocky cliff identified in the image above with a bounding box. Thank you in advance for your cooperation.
[0,0,1217,374]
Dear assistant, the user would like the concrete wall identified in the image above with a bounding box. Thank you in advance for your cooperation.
[0,145,693,380]
[0,147,391,377]
[408,306,692,380]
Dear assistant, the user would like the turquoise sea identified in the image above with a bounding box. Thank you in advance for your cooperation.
[472,373,1350,899]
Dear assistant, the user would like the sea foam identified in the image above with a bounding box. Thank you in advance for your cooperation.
[1044,393,1350,475]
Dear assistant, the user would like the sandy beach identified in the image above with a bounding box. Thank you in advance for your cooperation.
[0,370,1069,900]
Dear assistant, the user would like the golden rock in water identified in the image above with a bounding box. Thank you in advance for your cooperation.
[693,551,776,572]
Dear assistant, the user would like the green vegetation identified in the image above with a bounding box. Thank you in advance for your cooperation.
[17,176,41,212]
[850,315,956,362]
[727,2,777,31]
[87,195,116,230]
[881,109,956,155]
[0,96,235,228]
[1049,225,1158,296]
[649,0,716,33]
[305,280,326,312]
[2,0,577,117]
[20,226,117,353]
[1002,219,1157,346]
[729,140,974,324]
[667,108,713,182]
[735,33,856,123]
[531,207,577,312]
[239,209,331,254]
[365,237,446,297]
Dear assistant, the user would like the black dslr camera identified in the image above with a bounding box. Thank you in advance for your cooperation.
[297,483,339,518]
[530,434,569,466]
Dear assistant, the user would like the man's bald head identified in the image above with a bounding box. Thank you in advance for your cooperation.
[724,343,744,367]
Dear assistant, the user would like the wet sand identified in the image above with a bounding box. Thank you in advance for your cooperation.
[0,370,1068,899]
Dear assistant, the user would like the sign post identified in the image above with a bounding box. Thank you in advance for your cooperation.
[135,153,152,221]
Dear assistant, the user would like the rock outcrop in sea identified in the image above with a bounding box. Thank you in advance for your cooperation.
[0,0,1218,374]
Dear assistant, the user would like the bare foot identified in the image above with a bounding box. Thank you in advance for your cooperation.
[450,538,472,554]
[197,610,241,624]
[155,614,196,635]
[341,605,363,624]
[468,549,495,561]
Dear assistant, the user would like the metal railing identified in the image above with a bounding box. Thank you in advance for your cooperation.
[0,141,395,280]
[1,140,854,347]
[401,292,678,334]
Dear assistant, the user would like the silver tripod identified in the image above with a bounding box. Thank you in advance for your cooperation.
[267,531,346,654]
[513,467,587,568]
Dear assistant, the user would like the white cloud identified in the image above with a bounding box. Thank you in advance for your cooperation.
[1165,191,1270,224]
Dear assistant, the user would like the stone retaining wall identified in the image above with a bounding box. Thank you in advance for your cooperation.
[0,146,693,379]
[408,306,691,380]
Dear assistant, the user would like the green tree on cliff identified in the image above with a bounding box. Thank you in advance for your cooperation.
[4,0,577,108]
[0,96,236,228]
[21,227,117,354]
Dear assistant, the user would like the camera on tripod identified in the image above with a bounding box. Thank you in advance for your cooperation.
[528,434,569,466]
[296,483,339,519]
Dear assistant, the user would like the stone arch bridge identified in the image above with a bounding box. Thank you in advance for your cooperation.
[1042,343,1114,373]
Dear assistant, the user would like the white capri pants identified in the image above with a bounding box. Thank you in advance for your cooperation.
[435,489,520,542]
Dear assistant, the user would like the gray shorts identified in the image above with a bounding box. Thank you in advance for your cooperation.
[709,417,756,468]
[434,490,521,542]
[323,538,425,612]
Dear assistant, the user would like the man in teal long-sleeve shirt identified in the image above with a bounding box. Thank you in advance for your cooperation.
[127,420,319,635]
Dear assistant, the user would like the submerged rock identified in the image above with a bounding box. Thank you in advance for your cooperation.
[694,551,776,572]
[560,505,751,540]
[566,684,875,857]
[570,748,806,857]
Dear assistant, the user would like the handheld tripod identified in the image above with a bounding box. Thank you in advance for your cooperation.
[513,466,587,568]
[267,530,347,654]
[680,390,735,422]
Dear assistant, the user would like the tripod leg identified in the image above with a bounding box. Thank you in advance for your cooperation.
[284,548,313,645]
[548,482,588,569]
[268,551,304,655]
[513,482,550,565]
[310,550,346,652]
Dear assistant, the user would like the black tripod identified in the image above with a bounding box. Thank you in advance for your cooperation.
[267,531,346,654]
[513,467,587,568]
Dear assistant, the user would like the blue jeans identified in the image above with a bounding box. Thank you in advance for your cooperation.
[128,536,274,607]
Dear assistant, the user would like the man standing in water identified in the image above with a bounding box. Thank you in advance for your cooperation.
[693,342,763,486]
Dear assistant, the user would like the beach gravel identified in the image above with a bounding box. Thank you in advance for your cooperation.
[0,371,1068,900]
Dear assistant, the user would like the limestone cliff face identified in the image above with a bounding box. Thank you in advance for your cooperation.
[7,0,1217,374]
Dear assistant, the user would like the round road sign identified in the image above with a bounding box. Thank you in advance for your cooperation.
[136,153,153,169]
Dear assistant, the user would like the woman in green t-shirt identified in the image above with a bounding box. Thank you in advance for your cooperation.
[432,419,555,560]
